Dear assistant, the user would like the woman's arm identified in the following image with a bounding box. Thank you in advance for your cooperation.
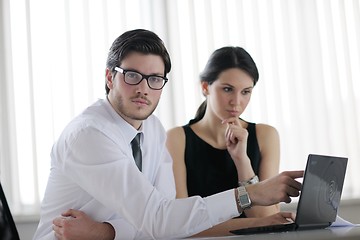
[166,127,188,198]
[191,212,294,237]
[245,124,281,218]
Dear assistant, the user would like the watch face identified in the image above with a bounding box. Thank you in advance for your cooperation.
[240,194,251,205]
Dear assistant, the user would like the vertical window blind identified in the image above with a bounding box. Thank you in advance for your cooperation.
[0,0,359,216]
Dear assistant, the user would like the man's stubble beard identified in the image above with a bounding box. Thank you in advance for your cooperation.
[117,95,159,121]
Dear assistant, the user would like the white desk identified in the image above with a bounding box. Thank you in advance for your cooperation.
[192,226,360,240]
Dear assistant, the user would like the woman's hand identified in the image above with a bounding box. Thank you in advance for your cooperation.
[223,117,249,163]
[254,212,296,227]
[222,117,255,182]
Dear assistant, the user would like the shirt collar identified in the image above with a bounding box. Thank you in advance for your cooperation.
[103,98,143,144]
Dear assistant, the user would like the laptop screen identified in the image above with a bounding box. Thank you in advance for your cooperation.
[229,154,348,235]
[0,183,20,240]
[295,154,348,229]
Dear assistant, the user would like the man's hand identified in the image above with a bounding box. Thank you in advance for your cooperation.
[52,209,115,240]
[246,170,304,206]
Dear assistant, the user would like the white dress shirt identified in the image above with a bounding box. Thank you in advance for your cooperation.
[33,99,239,240]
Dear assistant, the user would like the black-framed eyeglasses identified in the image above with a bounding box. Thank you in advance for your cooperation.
[114,67,168,90]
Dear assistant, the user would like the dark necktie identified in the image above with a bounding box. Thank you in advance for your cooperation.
[131,133,142,171]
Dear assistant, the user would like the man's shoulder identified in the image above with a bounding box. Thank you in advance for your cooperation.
[144,114,164,129]
[59,100,114,138]
[143,115,167,143]
[70,100,107,126]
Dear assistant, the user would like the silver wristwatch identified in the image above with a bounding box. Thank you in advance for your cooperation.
[237,186,252,210]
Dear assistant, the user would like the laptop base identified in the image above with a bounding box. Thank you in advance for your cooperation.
[230,222,297,235]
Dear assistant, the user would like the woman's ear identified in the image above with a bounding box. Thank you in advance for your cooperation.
[201,81,209,96]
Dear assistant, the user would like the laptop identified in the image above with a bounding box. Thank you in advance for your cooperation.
[0,182,20,240]
[230,154,348,235]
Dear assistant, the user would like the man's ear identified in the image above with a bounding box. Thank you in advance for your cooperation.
[106,68,114,90]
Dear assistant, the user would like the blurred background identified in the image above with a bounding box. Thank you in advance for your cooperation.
[1,0,359,239]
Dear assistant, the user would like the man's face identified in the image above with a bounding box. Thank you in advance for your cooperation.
[106,52,165,129]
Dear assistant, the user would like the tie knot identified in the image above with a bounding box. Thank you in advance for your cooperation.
[131,133,141,147]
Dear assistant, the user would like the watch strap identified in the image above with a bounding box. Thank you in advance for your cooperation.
[237,186,252,210]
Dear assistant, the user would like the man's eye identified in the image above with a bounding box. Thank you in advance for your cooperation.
[149,77,162,83]
[127,72,139,78]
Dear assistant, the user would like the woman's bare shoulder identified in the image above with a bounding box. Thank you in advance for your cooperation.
[167,126,185,137]
[166,126,186,147]
[255,123,278,136]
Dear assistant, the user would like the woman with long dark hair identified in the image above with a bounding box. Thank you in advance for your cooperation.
[167,46,290,237]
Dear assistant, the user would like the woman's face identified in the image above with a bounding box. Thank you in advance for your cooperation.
[203,68,254,121]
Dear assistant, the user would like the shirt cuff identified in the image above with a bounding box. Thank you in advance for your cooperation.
[203,189,240,226]
[105,219,137,240]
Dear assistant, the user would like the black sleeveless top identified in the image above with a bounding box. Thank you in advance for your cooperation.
[183,119,261,198]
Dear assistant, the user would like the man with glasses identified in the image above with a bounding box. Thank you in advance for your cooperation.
[33,29,303,240]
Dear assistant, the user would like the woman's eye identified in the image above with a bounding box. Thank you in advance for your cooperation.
[223,87,232,92]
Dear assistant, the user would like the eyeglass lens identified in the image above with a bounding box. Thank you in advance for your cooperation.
[124,71,166,89]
